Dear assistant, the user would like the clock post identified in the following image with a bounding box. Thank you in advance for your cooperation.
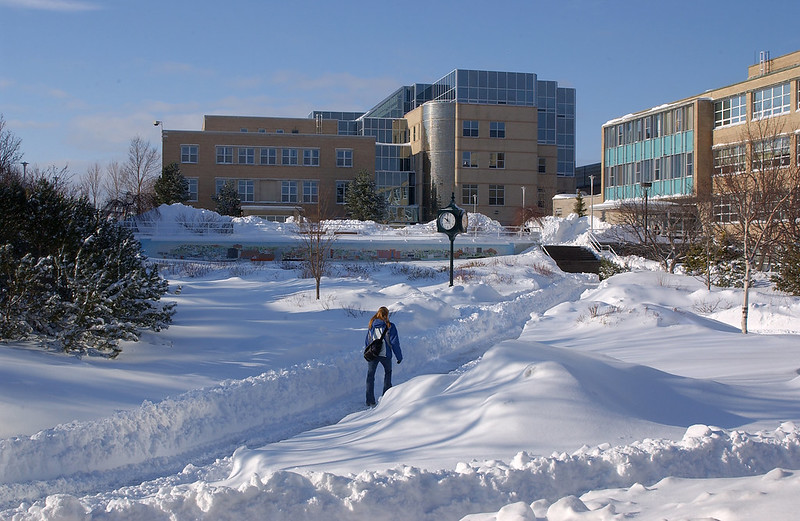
[436,193,469,286]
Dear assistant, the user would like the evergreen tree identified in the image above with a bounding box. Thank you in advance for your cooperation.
[344,170,386,222]
[573,191,587,217]
[212,180,242,217]
[0,178,175,356]
[772,245,800,295]
[153,162,189,205]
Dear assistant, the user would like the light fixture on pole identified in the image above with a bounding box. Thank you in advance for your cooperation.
[588,174,595,234]
[21,161,28,182]
[472,194,477,215]
[154,120,164,135]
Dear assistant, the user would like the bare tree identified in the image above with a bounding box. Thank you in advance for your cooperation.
[79,162,104,208]
[0,114,23,183]
[103,160,125,203]
[609,196,703,273]
[122,136,160,214]
[713,117,800,333]
[295,191,338,300]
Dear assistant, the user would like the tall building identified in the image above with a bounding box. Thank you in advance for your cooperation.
[601,49,800,222]
[162,69,575,225]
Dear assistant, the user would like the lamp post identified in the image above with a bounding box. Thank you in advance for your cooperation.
[588,174,595,234]
[21,161,28,182]
[520,185,526,227]
[641,181,652,242]
[154,120,164,136]
[472,194,477,215]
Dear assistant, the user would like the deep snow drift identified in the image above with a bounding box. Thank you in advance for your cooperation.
[1,206,800,520]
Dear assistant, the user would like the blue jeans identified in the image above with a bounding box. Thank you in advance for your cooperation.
[366,355,392,405]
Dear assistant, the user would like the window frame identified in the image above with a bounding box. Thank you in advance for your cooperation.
[336,148,353,167]
[462,120,479,137]
[216,146,233,164]
[180,145,198,164]
[186,178,198,202]
[752,82,791,120]
[281,180,298,203]
[489,121,506,138]
[489,152,505,169]
[461,184,478,206]
[461,151,478,168]
[488,184,505,206]
[238,147,255,165]
[302,180,319,203]
[303,148,320,167]
[261,147,277,165]
[282,148,299,166]
[238,179,254,202]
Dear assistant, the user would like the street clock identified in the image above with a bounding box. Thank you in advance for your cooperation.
[436,194,468,286]
[437,195,468,238]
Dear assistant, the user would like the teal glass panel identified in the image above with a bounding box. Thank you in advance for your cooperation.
[644,140,652,160]
[674,135,683,154]
[663,135,673,155]
[654,138,661,157]
[685,130,694,152]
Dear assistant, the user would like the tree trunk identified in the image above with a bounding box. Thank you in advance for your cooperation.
[741,258,750,334]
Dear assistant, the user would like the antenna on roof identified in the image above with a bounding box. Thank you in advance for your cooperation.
[759,50,771,75]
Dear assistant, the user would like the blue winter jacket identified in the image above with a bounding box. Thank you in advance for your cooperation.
[365,319,402,362]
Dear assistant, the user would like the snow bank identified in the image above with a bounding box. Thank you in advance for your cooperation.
[9,424,800,520]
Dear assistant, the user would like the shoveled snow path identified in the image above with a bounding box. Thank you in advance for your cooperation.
[0,275,588,509]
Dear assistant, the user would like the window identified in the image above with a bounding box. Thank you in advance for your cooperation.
[261,147,277,165]
[753,136,791,170]
[538,157,546,173]
[238,180,254,202]
[336,180,349,204]
[714,145,746,176]
[753,83,791,119]
[181,145,198,164]
[238,147,255,165]
[461,184,478,206]
[216,146,233,164]
[489,152,505,169]
[714,94,747,128]
[186,178,198,201]
[462,151,478,168]
[302,181,318,203]
[281,181,298,203]
[282,148,298,165]
[336,148,353,167]
[303,149,320,166]
[489,121,505,138]
[489,184,504,205]
[462,120,479,137]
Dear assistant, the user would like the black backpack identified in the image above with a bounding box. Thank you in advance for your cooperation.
[363,326,387,361]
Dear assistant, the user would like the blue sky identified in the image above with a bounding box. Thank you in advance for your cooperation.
[2,0,798,179]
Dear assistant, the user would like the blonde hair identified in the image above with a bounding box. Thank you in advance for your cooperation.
[368,306,391,329]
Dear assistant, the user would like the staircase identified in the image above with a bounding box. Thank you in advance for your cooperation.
[542,245,601,274]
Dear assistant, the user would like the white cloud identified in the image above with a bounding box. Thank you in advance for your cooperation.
[0,0,100,10]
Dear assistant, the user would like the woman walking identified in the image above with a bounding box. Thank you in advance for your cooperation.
[364,306,402,407]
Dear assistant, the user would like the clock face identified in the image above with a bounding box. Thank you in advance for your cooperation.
[461,212,468,232]
[438,212,456,230]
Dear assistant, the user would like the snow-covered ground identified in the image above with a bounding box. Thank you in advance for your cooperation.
[1,206,800,520]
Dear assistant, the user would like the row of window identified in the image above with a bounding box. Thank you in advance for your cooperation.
[713,80,796,128]
[180,145,354,167]
[605,105,694,148]
[462,120,506,138]
[460,184,507,206]
[713,136,794,174]
[461,151,506,169]
[606,152,694,187]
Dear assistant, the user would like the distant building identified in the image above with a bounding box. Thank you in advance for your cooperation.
[600,49,800,222]
[162,69,576,225]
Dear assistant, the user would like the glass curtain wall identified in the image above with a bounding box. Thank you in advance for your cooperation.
[603,103,695,200]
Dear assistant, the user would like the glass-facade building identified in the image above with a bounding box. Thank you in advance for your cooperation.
[311,69,576,223]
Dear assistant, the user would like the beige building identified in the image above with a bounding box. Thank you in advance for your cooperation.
[162,115,375,220]
[162,69,576,225]
[601,49,800,222]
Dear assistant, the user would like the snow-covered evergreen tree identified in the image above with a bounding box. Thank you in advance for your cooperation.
[212,180,242,217]
[0,179,175,356]
[153,162,189,205]
[344,170,386,222]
